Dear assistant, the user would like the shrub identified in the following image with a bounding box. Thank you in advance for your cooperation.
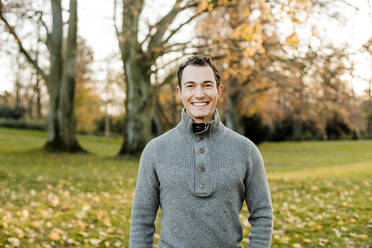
[0,105,26,120]
[0,118,46,131]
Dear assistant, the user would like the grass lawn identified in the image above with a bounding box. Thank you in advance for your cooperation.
[0,127,371,247]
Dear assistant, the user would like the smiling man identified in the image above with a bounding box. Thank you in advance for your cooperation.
[129,55,273,248]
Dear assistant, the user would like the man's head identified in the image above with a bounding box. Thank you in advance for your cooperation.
[177,55,223,123]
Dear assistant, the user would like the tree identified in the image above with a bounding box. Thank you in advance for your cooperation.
[362,38,372,138]
[74,38,101,134]
[114,0,234,155]
[0,0,84,152]
[194,0,312,135]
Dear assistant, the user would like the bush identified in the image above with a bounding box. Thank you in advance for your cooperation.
[0,105,26,120]
[242,114,271,145]
[0,118,46,131]
[94,116,124,136]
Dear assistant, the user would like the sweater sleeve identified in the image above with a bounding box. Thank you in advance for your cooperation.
[129,141,160,248]
[245,142,273,248]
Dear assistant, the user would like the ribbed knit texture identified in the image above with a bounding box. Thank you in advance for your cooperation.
[129,109,273,248]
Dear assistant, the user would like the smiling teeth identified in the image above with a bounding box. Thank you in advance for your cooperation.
[192,103,208,106]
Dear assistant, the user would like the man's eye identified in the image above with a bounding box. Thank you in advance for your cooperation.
[206,84,213,87]
[186,85,193,88]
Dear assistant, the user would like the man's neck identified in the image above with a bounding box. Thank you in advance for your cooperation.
[185,110,215,124]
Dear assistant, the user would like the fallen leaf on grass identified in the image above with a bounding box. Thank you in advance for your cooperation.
[90,239,102,246]
[311,185,319,191]
[350,233,368,239]
[7,237,20,247]
[48,229,61,241]
[302,238,311,243]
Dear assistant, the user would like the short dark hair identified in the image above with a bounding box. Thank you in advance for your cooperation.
[177,55,221,89]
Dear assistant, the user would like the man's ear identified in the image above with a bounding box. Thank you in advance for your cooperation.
[217,84,223,96]
[177,86,182,98]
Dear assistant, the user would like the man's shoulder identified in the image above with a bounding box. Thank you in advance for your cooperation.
[222,125,255,148]
[146,126,178,147]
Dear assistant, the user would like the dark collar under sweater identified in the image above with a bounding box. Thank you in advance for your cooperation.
[176,108,224,141]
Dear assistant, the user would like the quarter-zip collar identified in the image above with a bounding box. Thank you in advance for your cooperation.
[176,108,224,141]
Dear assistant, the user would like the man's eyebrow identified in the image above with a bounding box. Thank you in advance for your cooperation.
[183,80,214,85]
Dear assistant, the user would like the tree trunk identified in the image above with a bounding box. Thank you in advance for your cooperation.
[44,0,84,152]
[224,79,244,135]
[368,80,372,138]
[58,0,83,152]
[15,57,21,107]
[118,55,153,155]
[104,113,110,138]
[292,118,303,141]
[44,0,63,151]
[36,75,42,120]
[117,0,153,155]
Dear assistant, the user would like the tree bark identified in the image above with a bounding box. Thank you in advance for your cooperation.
[224,79,244,135]
[56,0,84,152]
[43,0,63,151]
[117,0,153,155]
[35,0,85,152]
[119,54,153,155]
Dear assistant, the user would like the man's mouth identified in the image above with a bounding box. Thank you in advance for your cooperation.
[191,102,209,106]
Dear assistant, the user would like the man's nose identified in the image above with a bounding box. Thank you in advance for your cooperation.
[195,86,205,97]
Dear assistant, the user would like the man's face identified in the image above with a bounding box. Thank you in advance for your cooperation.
[177,65,223,123]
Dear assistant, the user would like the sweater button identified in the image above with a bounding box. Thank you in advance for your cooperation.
[200,166,206,172]
[199,136,204,140]
[200,183,206,189]
[200,148,205,154]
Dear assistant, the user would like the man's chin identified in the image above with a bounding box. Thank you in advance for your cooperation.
[188,112,213,122]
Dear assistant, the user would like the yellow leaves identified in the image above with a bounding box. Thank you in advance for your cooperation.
[90,239,102,246]
[302,238,311,243]
[243,46,257,57]
[310,185,319,191]
[243,8,251,19]
[103,217,112,227]
[313,224,323,231]
[291,17,301,24]
[7,237,20,247]
[232,22,263,43]
[350,233,368,239]
[286,32,299,47]
[232,23,252,41]
[278,235,290,244]
[198,0,209,11]
[48,228,63,241]
[75,210,86,219]
[31,220,41,228]
[14,227,24,238]
[48,194,60,207]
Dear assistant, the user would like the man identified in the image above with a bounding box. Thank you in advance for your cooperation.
[129,55,273,248]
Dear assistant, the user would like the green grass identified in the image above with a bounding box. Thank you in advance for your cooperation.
[0,127,371,247]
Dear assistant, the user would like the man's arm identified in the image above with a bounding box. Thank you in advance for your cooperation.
[129,141,159,248]
[245,142,273,248]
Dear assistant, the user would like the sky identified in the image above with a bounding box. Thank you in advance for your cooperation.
[0,0,372,95]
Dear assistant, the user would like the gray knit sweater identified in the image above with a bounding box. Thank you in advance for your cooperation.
[129,109,273,248]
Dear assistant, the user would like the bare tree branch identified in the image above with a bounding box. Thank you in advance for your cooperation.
[0,7,48,82]
[34,10,50,35]
[161,10,205,45]
[113,0,120,40]
[147,0,185,51]
[155,70,177,91]
[368,0,372,18]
